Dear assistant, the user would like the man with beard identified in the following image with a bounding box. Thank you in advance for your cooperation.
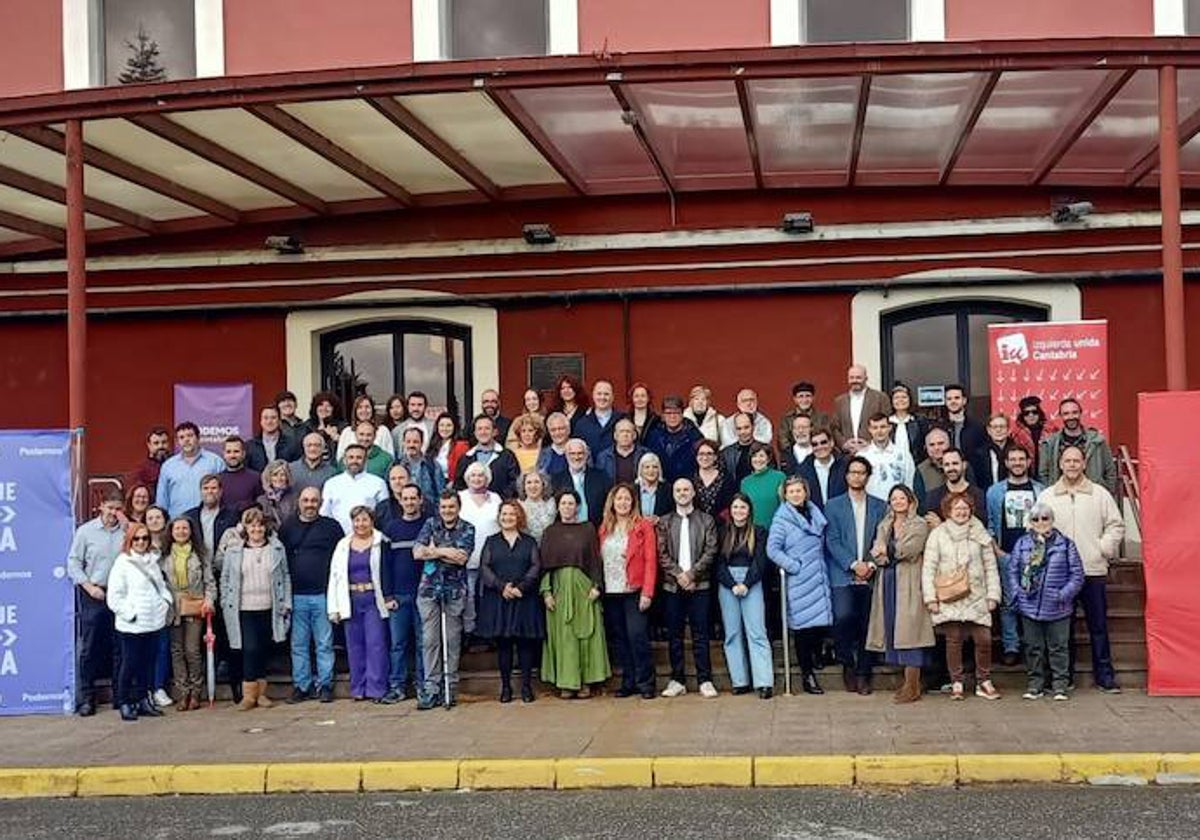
[218,435,262,513]
[922,448,986,527]
[128,426,170,497]
[479,389,512,444]
[1037,398,1118,496]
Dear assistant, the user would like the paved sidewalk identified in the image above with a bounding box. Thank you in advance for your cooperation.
[3,690,1200,767]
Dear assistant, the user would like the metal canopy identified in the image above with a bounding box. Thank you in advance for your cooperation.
[3,37,1200,256]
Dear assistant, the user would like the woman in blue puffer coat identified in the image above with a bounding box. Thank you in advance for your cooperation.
[767,476,833,695]
[1005,502,1084,701]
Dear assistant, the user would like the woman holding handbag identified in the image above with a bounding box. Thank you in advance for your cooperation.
[865,485,934,704]
[921,492,1002,701]
[161,516,217,711]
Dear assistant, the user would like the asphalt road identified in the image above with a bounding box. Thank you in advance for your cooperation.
[2,787,1199,839]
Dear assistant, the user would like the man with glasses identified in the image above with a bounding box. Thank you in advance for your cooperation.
[646,396,703,484]
[824,457,886,694]
[67,489,127,716]
[797,428,847,512]
[719,389,773,447]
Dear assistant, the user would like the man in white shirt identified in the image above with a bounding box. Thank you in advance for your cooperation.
[719,389,773,447]
[320,445,388,533]
[656,479,719,699]
[831,364,892,454]
[859,413,916,500]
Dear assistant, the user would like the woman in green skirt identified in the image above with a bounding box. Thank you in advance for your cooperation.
[540,490,611,698]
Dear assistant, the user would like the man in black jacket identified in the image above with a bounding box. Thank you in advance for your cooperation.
[184,475,242,701]
[278,486,343,703]
[551,439,611,527]
[246,405,300,472]
[453,414,519,499]
[797,428,848,511]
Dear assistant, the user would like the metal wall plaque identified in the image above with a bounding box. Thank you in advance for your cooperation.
[528,353,585,392]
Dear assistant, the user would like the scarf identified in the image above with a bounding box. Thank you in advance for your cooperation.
[1021,533,1048,593]
[940,517,990,567]
[170,543,192,589]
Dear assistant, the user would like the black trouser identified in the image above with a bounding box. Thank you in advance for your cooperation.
[762,568,783,642]
[832,584,874,679]
[495,637,539,687]
[239,610,273,681]
[115,631,157,706]
[1068,575,1117,688]
[76,589,116,706]
[604,593,654,692]
[664,588,712,685]
[792,626,828,677]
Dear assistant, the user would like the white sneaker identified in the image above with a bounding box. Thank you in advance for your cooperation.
[153,689,174,708]
[699,681,719,699]
[661,680,687,698]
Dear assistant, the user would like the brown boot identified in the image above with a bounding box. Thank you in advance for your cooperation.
[893,667,922,704]
[237,681,258,711]
[256,679,274,708]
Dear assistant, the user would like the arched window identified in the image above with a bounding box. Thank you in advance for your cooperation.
[881,300,1047,419]
[320,321,472,422]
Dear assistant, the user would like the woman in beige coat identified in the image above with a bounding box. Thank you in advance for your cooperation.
[866,485,934,704]
[921,492,1002,701]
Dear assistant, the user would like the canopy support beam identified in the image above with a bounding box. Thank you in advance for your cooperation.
[66,119,87,487]
[1159,65,1188,391]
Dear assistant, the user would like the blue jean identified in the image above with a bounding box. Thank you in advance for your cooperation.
[996,553,1021,654]
[387,593,424,692]
[1068,575,1117,688]
[832,584,874,678]
[290,593,335,692]
[149,628,171,692]
[718,569,774,690]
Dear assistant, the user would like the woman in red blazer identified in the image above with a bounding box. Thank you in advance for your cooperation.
[426,411,470,491]
[598,483,658,699]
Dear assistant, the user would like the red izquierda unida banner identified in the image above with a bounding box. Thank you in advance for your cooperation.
[987,320,1109,437]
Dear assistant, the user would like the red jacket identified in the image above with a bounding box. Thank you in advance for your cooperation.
[446,440,469,486]
[599,518,657,597]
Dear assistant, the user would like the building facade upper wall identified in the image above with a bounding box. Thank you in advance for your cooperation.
[7,1,1196,99]
[945,0,1155,39]
[0,0,63,97]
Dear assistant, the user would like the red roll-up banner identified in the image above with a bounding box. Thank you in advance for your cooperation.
[1140,390,1200,696]
[987,320,1109,437]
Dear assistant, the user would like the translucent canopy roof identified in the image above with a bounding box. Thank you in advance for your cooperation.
[0,38,1198,255]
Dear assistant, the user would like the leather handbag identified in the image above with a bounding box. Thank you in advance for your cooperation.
[177,594,207,618]
[934,565,971,604]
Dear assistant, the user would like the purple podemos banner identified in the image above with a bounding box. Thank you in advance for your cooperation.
[173,383,254,454]
[0,430,75,716]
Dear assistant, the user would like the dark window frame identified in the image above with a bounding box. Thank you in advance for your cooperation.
[880,299,1048,400]
[801,0,912,44]
[319,320,473,423]
[442,0,551,60]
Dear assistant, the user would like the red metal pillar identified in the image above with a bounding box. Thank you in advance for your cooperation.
[1159,65,1188,391]
[65,119,87,485]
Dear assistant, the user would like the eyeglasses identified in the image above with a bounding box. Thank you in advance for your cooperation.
[1022,408,1040,416]
[131,535,151,543]
[1030,515,1053,523]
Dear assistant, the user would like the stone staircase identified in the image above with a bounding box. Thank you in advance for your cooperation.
[248,558,1148,700]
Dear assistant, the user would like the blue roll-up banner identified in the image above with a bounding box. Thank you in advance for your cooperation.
[0,431,76,716]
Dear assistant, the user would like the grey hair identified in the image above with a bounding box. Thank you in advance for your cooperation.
[636,451,663,480]
[565,437,590,455]
[1028,502,1055,526]
[462,461,493,485]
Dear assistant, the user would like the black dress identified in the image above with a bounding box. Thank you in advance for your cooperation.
[475,532,546,640]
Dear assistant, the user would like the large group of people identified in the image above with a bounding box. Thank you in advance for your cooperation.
[67,368,1127,720]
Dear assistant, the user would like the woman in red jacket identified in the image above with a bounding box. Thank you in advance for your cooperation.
[598,483,658,699]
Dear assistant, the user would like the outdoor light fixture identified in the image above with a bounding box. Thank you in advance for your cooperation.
[522,223,556,245]
[1051,201,1094,224]
[781,212,815,234]
[264,234,304,254]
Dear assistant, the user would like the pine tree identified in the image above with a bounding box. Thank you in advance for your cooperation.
[118,24,168,84]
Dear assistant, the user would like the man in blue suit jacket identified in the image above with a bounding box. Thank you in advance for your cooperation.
[823,456,887,694]
[797,429,848,512]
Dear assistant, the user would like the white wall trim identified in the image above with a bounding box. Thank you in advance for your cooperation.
[194,0,225,77]
[910,0,946,41]
[6,210,1196,276]
[285,290,499,421]
[850,279,1082,391]
[770,0,801,45]
[62,0,92,89]
[1155,0,1188,35]
[412,0,442,61]
[548,0,578,55]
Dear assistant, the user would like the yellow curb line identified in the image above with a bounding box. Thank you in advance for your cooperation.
[3,753,1200,798]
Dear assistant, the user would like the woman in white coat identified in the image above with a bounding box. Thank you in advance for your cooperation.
[106,522,174,721]
[327,506,390,701]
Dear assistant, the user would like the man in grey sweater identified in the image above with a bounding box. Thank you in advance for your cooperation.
[66,489,126,716]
